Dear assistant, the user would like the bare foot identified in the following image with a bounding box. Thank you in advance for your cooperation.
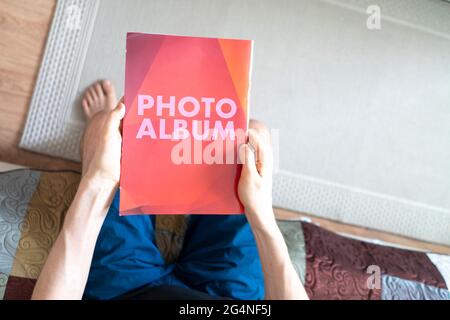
[80,80,119,164]
[82,80,117,120]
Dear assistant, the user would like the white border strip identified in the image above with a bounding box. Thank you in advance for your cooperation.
[20,0,99,162]
[273,170,450,245]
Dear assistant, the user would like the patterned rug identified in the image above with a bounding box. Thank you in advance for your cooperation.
[0,169,449,300]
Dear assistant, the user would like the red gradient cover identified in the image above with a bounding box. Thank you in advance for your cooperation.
[120,33,253,215]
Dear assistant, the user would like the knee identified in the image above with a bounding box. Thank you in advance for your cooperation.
[249,119,270,141]
[249,119,268,132]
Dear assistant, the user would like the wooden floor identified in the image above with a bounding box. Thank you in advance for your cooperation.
[0,0,448,255]
[0,0,80,171]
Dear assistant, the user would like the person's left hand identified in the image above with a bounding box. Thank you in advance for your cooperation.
[238,126,274,228]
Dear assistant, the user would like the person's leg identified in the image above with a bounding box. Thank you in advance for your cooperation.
[79,81,171,299]
[83,190,172,299]
[174,120,268,300]
[175,214,264,300]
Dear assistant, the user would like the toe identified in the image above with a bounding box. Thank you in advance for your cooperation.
[94,82,104,98]
[102,80,113,94]
[102,80,117,110]
[82,98,91,118]
[89,86,99,101]
[82,98,88,109]
[102,80,117,102]
[85,89,94,105]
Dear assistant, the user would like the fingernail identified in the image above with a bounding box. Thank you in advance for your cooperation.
[237,143,245,158]
[248,142,256,154]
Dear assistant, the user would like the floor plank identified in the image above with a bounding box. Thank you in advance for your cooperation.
[0,0,80,171]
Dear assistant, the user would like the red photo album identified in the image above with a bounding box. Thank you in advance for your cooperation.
[120,33,253,215]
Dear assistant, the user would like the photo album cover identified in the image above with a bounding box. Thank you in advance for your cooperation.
[120,33,253,215]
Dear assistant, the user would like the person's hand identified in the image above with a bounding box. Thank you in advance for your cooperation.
[238,124,275,229]
[81,101,125,185]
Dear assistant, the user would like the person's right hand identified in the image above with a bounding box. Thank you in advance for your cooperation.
[81,101,125,185]
[238,123,275,228]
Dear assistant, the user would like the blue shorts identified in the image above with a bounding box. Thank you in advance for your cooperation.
[83,190,264,300]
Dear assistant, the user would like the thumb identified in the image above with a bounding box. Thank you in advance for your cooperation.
[239,143,258,176]
[111,102,125,122]
[115,102,126,119]
[108,102,125,132]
